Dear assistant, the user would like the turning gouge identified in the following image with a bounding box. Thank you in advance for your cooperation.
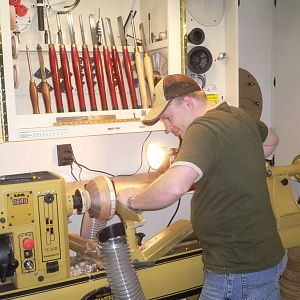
[101,17,118,110]
[36,43,52,113]
[79,15,97,111]
[46,13,64,112]
[67,12,86,111]
[140,22,154,106]
[117,16,138,109]
[106,17,128,109]
[56,13,75,112]
[89,13,108,110]
[131,17,148,108]
[26,45,40,114]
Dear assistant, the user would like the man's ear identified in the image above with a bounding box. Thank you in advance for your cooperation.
[183,96,194,111]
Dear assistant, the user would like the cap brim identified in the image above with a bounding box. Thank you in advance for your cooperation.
[142,101,171,126]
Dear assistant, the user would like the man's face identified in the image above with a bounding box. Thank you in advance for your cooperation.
[160,99,192,138]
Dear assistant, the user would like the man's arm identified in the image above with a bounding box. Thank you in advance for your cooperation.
[117,165,199,211]
[263,128,279,158]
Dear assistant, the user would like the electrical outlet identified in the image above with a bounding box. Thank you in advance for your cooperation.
[57,144,74,166]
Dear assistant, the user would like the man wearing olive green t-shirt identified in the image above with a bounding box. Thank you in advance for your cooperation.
[117,74,285,299]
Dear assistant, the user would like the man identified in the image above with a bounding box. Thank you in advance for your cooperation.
[117,74,285,299]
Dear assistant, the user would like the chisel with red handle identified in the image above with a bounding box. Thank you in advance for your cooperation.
[79,15,97,111]
[67,12,86,111]
[36,43,52,113]
[106,17,128,110]
[89,13,108,110]
[46,13,64,112]
[117,16,138,109]
[101,17,118,110]
[56,13,75,112]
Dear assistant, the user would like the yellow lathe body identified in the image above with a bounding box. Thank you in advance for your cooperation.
[1,156,300,299]
[0,171,203,299]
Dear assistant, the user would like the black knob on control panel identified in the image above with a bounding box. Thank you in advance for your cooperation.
[44,193,54,204]
[281,178,289,186]
[9,258,19,270]
[23,260,34,271]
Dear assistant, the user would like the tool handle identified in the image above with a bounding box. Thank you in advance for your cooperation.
[41,80,52,113]
[135,50,148,108]
[36,0,44,31]
[103,46,118,110]
[123,47,138,109]
[93,46,108,110]
[82,46,97,111]
[60,45,75,112]
[49,45,64,112]
[112,47,128,109]
[144,53,155,107]
[29,80,40,114]
[71,46,86,111]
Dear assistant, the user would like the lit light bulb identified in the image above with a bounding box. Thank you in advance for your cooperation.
[146,143,165,170]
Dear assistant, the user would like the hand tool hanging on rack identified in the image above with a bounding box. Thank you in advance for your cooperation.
[36,0,45,31]
[106,18,128,110]
[117,16,138,109]
[95,8,102,46]
[67,12,86,112]
[123,6,137,37]
[36,43,52,113]
[101,17,118,110]
[89,13,108,110]
[131,17,148,109]
[56,13,75,112]
[79,15,97,111]
[139,22,154,107]
[26,45,40,114]
[45,13,64,112]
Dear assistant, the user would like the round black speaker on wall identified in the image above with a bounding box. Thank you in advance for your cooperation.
[188,27,205,45]
[188,46,213,74]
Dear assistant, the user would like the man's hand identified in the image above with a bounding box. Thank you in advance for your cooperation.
[117,187,140,207]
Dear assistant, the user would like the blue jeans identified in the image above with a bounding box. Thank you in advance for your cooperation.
[200,258,284,300]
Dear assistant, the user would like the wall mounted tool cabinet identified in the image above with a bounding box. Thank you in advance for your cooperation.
[0,0,238,142]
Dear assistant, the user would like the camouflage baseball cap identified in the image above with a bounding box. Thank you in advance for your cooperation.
[142,74,201,126]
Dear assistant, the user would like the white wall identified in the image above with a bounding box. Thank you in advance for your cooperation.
[272,0,300,165]
[238,0,273,126]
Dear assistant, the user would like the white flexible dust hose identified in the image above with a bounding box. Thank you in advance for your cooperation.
[98,223,145,300]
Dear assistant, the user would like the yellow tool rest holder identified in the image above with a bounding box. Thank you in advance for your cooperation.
[267,155,300,249]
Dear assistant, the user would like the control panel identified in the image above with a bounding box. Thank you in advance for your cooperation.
[0,171,70,289]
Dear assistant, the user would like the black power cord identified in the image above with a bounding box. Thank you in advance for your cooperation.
[68,132,152,179]
[167,198,181,227]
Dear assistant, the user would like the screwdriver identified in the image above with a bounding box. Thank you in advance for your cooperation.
[56,13,75,112]
[46,12,64,112]
[79,15,97,111]
[36,43,52,113]
[67,12,86,112]
[26,45,40,114]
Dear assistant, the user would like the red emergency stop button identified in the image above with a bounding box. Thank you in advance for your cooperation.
[23,238,35,250]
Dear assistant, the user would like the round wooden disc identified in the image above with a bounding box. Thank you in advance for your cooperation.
[239,68,263,120]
